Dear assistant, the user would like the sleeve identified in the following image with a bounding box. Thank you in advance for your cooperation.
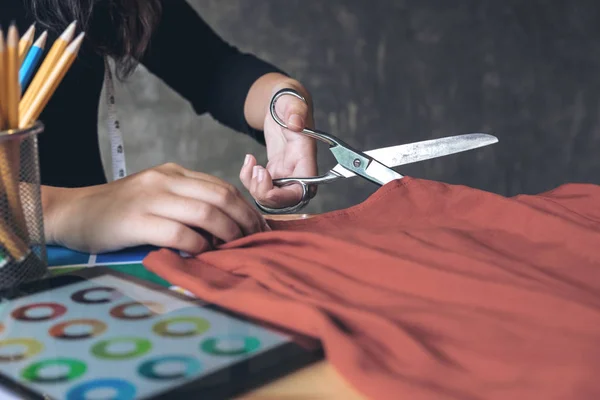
[139,0,288,143]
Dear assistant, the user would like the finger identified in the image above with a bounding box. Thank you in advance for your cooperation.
[137,215,212,255]
[147,193,245,242]
[166,165,269,232]
[251,165,304,208]
[275,93,309,132]
[239,153,257,191]
[167,175,267,236]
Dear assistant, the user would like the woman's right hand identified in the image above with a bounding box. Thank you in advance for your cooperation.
[42,163,270,255]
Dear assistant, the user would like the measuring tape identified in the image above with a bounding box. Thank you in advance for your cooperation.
[103,58,197,296]
[103,57,127,181]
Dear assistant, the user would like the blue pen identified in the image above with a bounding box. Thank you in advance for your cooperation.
[19,31,48,91]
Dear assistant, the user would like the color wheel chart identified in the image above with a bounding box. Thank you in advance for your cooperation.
[47,245,193,296]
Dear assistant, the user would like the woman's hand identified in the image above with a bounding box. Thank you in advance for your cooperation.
[239,77,318,209]
[43,163,270,254]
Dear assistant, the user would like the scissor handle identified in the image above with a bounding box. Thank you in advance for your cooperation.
[254,179,312,214]
[270,88,343,147]
[254,171,341,214]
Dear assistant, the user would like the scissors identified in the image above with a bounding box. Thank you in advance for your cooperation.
[255,88,498,214]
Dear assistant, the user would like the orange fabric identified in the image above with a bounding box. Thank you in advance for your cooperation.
[143,177,600,400]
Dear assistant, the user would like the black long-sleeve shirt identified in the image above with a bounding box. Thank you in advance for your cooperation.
[2,0,284,188]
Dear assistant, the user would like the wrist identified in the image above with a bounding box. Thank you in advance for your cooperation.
[41,185,88,246]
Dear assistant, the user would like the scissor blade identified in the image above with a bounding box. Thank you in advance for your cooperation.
[332,133,498,178]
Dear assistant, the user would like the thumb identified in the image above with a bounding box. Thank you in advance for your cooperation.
[274,88,311,132]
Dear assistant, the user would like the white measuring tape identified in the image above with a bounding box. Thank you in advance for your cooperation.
[102,57,193,294]
[103,57,127,181]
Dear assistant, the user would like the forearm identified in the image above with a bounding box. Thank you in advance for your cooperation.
[244,72,314,131]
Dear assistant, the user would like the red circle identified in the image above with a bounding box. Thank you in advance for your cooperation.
[49,319,107,340]
[11,303,67,322]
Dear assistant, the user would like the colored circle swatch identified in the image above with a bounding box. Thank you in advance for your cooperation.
[0,338,43,362]
[66,378,136,400]
[11,303,67,322]
[152,316,210,338]
[110,301,163,320]
[21,358,86,383]
[49,319,107,340]
[91,337,152,360]
[138,355,201,381]
[201,336,260,356]
[71,286,122,304]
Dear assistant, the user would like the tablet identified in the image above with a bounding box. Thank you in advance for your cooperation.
[0,267,323,399]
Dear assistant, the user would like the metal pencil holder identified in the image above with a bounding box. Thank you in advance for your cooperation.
[0,121,47,290]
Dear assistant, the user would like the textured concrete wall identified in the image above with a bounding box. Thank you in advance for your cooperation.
[99,0,600,213]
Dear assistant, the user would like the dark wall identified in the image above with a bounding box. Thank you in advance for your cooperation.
[111,0,600,213]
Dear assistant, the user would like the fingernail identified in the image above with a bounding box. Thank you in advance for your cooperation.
[288,114,304,130]
[243,154,250,166]
[257,168,265,183]
[252,166,259,179]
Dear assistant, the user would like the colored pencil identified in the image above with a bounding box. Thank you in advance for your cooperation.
[3,24,29,240]
[19,21,76,120]
[0,203,29,261]
[6,24,21,128]
[0,22,83,262]
[18,23,35,65]
[0,24,30,260]
[19,31,48,90]
[0,29,6,127]
[20,32,85,128]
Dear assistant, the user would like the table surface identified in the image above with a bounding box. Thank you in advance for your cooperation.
[45,214,365,400]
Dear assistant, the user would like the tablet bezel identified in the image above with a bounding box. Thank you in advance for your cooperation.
[0,266,324,400]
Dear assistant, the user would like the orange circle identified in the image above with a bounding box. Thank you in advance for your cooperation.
[110,302,163,320]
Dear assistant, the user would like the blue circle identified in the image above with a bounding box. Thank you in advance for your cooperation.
[66,378,135,400]
[138,355,201,380]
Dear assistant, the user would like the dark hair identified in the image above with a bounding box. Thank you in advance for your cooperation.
[26,0,162,79]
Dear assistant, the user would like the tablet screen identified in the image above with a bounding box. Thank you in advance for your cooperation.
[0,273,292,399]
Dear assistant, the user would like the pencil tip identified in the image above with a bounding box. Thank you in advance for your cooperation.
[7,23,18,42]
[33,30,48,47]
[61,20,78,40]
[66,31,85,52]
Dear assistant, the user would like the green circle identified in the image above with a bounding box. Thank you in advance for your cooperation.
[21,358,86,383]
[91,337,152,360]
[201,336,260,356]
[152,317,210,338]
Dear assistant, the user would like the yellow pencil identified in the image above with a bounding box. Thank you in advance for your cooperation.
[0,24,30,245]
[18,23,35,65]
[0,29,6,127]
[0,195,29,261]
[7,24,21,128]
[19,20,76,121]
[20,32,85,128]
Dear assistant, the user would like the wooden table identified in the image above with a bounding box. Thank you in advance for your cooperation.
[239,361,365,400]
[236,214,366,400]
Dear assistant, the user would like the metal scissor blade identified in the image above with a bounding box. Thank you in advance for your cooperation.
[332,133,498,178]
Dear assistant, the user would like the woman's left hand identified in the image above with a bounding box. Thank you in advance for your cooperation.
[240,81,318,209]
